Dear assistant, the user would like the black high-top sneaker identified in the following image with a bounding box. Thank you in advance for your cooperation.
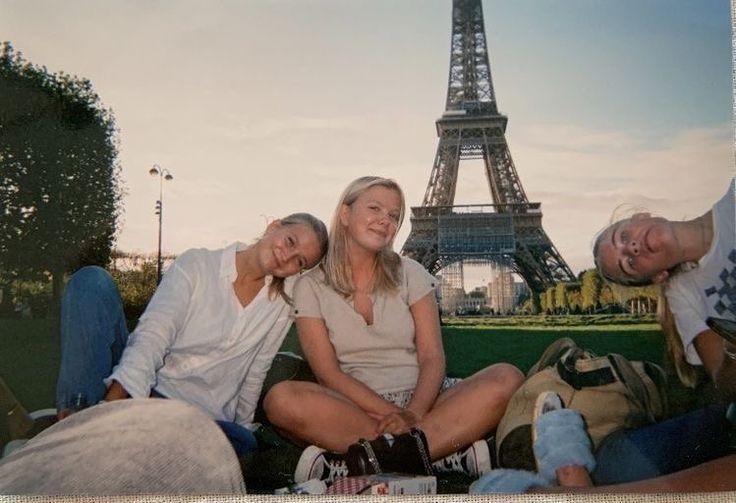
[294,429,434,485]
[345,434,392,475]
[431,439,492,476]
[294,445,349,484]
[380,428,434,475]
[293,436,392,484]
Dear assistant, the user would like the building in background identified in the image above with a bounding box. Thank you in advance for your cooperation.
[488,263,515,314]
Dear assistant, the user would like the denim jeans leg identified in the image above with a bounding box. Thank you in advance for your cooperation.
[215,420,259,456]
[56,266,129,411]
[592,403,731,485]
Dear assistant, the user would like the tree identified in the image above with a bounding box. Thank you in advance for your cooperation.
[539,292,548,313]
[566,284,582,314]
[110,251,159,321]
[544,287,555,314]
[581,269,603,313]
[0,42,122,309]
[554,282,569,314]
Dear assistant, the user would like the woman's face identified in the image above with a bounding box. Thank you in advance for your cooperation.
[340,185,402,254]
[258,222,323,277]
[596,213,680,285]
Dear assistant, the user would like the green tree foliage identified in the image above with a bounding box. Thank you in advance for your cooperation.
[554,282,568,313]
[552,282,582,314]
[0,42,123,306]
[539,292,548,312]
[544,287,555,314]
[581,269,603,313]
[567,284,582,314]
[110,252,159,320]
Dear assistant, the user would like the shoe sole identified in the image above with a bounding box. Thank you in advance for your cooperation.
[471,439,492,475]
[531,391,564,471]
[294,445,326,484]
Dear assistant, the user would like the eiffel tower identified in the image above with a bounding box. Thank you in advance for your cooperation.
[401,0,575,305]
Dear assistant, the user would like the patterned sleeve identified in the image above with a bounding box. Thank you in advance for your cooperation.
[402,257,438,306]
[293,273,324,319]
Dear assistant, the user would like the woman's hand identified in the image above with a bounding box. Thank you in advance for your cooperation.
[103,380,130,401]
[694,329,736,401]
[376,410,419,435]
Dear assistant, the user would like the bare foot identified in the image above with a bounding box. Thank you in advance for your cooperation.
[57,408,75,421]
[556,465,593,487]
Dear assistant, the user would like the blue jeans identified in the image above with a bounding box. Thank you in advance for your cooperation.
[592,403,732,485]
[56,266,257,455]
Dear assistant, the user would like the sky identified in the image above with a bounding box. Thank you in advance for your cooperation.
[1,0,733,287]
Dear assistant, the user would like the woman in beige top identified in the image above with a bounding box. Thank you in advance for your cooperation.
[264,176,524,484]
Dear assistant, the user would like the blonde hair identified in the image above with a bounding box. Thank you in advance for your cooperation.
[267,213,328,304]
[323,176,405,297]
[658,288,698,388]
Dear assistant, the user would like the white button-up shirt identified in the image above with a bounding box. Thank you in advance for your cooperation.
[107,242,295,428]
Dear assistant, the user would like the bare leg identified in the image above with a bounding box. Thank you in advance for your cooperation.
[263,380,377,452]
[556,465,594,487]
[419,363,524,459]
[544,454,736,493]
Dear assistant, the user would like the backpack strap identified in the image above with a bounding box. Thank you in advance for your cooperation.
[607,353,661,422]
[555,350,617,390]
[527,337,579,376]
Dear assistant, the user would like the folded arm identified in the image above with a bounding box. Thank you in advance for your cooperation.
[297,316,401,419]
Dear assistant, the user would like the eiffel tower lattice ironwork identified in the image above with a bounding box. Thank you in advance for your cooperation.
[401,0,575,300]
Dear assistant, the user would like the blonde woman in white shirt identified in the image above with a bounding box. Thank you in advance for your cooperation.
[55,213,327,454]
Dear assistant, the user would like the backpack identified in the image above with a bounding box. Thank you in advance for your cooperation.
[494,337,668,471]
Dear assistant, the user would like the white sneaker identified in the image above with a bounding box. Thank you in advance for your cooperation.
[532,391,565,446]
[294,445,349,484]
[432,439,492,476]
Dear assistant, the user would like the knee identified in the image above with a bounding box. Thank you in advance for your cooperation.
[263,381,305,426]
[67,266,115,293]
[482,363,525,402]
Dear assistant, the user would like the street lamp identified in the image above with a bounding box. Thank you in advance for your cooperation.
[149,164,173,284]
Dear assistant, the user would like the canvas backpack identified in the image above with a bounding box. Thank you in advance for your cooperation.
[494,337,668,471]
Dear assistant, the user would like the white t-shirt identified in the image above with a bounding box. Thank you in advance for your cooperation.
[666,178,736,365]
[107,242,295,427]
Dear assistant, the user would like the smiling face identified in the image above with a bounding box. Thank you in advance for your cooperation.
[258,221,323,278]
[339,185,402,254]
[595,213,681,285]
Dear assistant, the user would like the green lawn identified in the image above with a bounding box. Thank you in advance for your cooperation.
[0,319,60,412]
[0,316,708,416]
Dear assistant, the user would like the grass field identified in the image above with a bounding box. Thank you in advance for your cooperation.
[1,315,709,416]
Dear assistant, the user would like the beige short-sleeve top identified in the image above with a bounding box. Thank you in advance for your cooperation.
[294,256,437,394]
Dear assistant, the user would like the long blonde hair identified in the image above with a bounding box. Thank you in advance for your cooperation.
[658,287,698,388]
[323,176,405,297]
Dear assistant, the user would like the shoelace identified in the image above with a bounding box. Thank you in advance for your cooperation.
[323,457,348,483]
[433,451,467,474]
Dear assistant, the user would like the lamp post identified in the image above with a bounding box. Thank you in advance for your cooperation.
[149,164,173,284]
